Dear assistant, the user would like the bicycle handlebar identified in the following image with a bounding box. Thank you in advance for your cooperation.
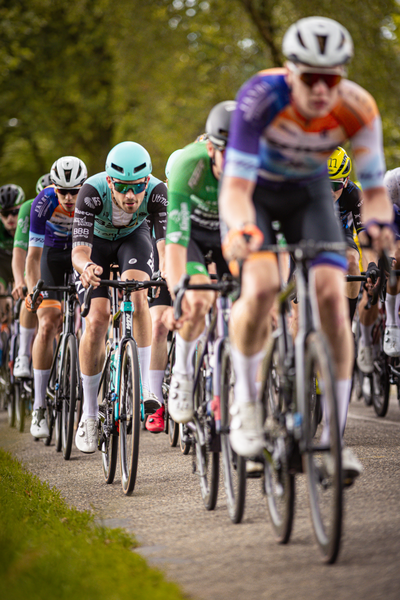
[173,273,239,320]
[81,277,168,318]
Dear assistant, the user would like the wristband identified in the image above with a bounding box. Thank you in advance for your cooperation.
[83,262,95,272]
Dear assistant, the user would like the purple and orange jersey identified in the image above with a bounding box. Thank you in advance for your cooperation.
[225,68,385,189]
[29,187,74,250]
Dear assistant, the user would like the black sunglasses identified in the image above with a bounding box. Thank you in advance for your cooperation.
[1,208,19,217]
[57,188,81,196]
[330,180,345,192]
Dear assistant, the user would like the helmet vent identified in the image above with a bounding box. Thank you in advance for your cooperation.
[337,32,345,50]
[134,162,146,173]
[111,162,124,174]
[65,169,72,183]
[297,31,306,48]
[316,35,327,54]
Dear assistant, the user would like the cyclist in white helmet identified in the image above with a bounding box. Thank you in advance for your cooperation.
[219,16,394,483]
[25,156,88,439]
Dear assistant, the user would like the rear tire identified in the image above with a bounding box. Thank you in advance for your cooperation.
[220,341,246,523]
[372,351,390,417]
[61,335,78,460]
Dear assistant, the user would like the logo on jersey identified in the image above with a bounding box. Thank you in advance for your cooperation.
[18,216,29,235]
[128,258,137,265]
[167,231,182,243]
[153,193,168,206]
[75,217,93,227]
[147,251,154,273]
[84,196,101,209]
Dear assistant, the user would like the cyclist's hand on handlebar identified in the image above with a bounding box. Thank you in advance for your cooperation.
[161,304,190,331]
[80,264,103,289]
[365,261,380,286]
[25,292,43,312]
[12,281,27,301]
[364,220,395,256]
[222,223,264,262]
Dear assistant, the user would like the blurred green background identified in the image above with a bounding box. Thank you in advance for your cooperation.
[1,0,400,197]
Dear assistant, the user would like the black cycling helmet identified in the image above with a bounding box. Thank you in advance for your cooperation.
[0,184,25,211]
[36,173,52,194]
[205,100,237,149]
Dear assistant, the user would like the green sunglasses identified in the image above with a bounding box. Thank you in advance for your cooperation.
[112,179,147,194]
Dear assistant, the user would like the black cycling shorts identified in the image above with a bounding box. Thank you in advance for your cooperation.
[187,224,230,279]
[252,176,346,267]
[40,245,73,301]
[75,221,153,304]
[0,249,13,288]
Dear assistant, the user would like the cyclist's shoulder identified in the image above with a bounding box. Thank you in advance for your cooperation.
[335,79,379,130]
[84,171,108,193]
[31,187,58,219]
[168,141,211,194]
[18,198,34,218]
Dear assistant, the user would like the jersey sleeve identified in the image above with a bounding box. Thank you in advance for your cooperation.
[336,81,386,190]
[147,181,168,242]
[13,200,33,251]
[166,157,194,247]
[29,190,57,248]
[348,184,364,234]
[72,183,103,249]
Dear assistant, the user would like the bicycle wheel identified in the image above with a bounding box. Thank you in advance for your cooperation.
[261,334,294,542]
[165,338,179,446]
[303,331,342,564]
[372,351,390,417]
[15,382,26,432]
[7,389,15,427]
[61,335,78,460]
[220,341,246,523]
[119,339,141,495]
[99,352,118,484]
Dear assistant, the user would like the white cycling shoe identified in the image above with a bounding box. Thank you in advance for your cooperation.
[14,355,31,378]
[30,408,49,439]
[383,326,400,357]
[75,418,97,453]
[168,373,194,424]
[229,402,264,458]
[356,340,374,374]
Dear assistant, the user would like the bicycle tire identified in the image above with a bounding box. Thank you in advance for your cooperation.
[179,423,192,454]
[220,341,246,523]
[303,331,342,564]
[99,352,118,484]
[7,389,15,427]
[15,382,26,432]
[165,339,179,446]
[372,351,390,417]
[61,335,78,460]
[261,334,294,542]
[119,339,141,495]
[193,339,219,511]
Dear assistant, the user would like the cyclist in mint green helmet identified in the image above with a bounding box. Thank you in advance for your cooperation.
[71,141,168,453]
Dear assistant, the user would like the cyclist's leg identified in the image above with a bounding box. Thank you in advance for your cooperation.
[345,241,361,323]
[14,304,36,377]
[383,239,400,356]
[357,288,379,374]
[147,303,169,432]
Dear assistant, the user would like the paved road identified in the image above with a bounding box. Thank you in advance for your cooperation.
[1,391,400,600]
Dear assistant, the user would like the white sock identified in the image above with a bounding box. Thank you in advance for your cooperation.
[173,333,202,377]
[360,323,373,347]
[82,372,102,419]
[385,293,397,328]
[320,379,352,445]
[33,369,51,410]
[230,346,264,404]
[18,326,36,358]
[149,369,165,404]
[395,293,400,328]
[138,346,151,391]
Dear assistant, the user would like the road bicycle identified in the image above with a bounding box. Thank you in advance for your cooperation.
[173,273,246,520]
[260,240,347,564]
[31,273,82,459]
[81,269,167,495]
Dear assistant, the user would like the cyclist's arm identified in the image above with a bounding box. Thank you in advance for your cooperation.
[219,176,256,230]
[26,246,43,292]
[11,247,27,299]
[165,243,187,298]
[71,244,102,288]
[156,239,166,275]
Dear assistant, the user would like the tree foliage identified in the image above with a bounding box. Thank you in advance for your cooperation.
[1,0,400,196]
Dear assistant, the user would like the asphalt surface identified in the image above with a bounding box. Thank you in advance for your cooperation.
[1,390,400,600]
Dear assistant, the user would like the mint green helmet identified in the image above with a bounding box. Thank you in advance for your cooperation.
[105,141,152,181]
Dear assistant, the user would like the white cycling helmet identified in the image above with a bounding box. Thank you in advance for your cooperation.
[282,17,353,68]
[384,168,400,207]
[50,156,88,188]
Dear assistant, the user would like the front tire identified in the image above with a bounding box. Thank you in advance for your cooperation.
[119,339,141,495]
[61,335,78,460]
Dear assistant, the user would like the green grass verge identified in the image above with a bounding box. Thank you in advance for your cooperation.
[0,448,186,600]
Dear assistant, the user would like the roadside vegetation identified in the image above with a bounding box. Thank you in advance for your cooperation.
[0,448,186,600]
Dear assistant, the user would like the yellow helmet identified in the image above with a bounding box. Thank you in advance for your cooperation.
[327,147,351,179]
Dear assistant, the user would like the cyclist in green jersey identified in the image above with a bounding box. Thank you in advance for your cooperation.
[0,184,26,322]
[163,101,235,424]
[12,174,52,378]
